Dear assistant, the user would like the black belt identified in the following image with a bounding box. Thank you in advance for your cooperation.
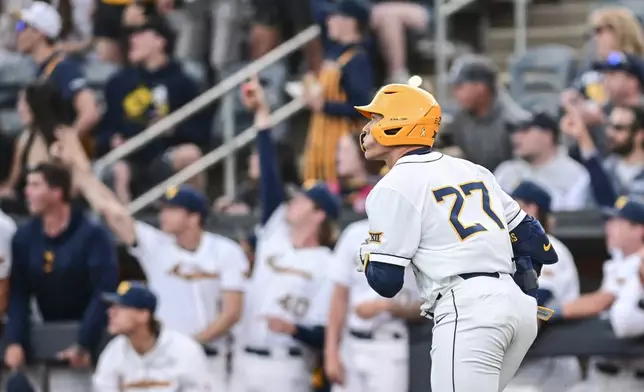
[244,346,303,357]
[202,346,219,357]
[596,363,644,379]
[349,330,404,340]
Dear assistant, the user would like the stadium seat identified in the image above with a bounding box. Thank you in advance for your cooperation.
[516,92,562,117]
[508,44,577,100]
[0,54,36,107]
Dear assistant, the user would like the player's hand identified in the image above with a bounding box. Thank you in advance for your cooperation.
[4,344,25,369]
[265,316,297,335]
[324,351,345,385]
[354,299,392,319]
[57,345,91,368]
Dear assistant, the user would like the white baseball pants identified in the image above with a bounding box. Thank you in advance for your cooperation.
[331,334,409,392]
[233,350,312,392]
[430,274,538,392]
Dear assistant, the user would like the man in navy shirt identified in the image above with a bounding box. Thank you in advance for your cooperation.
[3,162,118,392]
[15,2,100,149]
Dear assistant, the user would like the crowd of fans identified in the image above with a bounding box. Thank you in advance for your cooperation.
[0,0,643,391]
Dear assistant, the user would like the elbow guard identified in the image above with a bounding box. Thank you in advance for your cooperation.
[510,215,559,268]
[365,261,404,298]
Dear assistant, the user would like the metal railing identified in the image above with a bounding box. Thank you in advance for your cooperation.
[434,0,530,102]
[93,24,321,181]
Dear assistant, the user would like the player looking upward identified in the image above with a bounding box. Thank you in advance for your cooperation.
[353,81,559,392]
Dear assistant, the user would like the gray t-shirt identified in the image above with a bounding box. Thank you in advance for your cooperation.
[441,90,530,171]
[494,149,592,211]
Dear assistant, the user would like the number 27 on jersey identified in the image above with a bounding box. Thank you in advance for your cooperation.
[432,181,505,241]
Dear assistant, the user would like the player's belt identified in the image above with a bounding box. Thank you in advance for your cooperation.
[595,363,644,379]
[349,330,404,341]
[244,346,303,357]
[435,272,501,302]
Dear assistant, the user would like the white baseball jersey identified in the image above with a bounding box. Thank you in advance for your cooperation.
[239,205,333,350]
[365,152,526,313]
[129,222,249,350]
[332,220,419,333]
[93,328,213,391]
[539,235,580,305]
[0,209,16,280]
[604,252,644,337]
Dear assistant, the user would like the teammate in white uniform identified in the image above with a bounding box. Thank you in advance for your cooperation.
[94,281,213,391]
[54,132,248,391]
[325,219,422,392]
[232,76,341,392]
[557,196,644,392]
[0,208,16,313]
[504,181,581,392]
[352,82,559,392]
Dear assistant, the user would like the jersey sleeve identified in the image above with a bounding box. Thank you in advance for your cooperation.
[221,242,250,292]
[329,224,363,286]
[92,340,121,392]
[364,187,421,268]
[609,277,644,338]
[128,221,168,270]
[0,216,16,279]
[600,260,621,297]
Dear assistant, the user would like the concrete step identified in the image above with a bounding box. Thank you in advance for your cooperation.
[490,2,594,28]
[485,24,588,53]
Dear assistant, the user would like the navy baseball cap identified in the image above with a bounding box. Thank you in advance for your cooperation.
[325,0,371,25]
[512,112,559,140]
[511,181,552,214]
[448,55,498,88]
[295,181,342,220]
[593,51,644,86]
[161,185,209,220]
[602,196,644,225]
[102,281,157,313]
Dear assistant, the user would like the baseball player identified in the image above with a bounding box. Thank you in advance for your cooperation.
[0,208,16,313]
[53,131,249,391]
[353,82,559,392]
[504,181,581,392]
[232,76,341,392]
[556,197,644,392]
[325,219,422,392]
[94,281,213,391]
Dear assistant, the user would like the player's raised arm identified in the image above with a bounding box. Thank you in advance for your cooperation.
[241,76,286,225]
[360,186,421,298]
[54,129,137,246]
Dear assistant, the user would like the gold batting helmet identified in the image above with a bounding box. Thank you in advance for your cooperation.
[354,83,442,149]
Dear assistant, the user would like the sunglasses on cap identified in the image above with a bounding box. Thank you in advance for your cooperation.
[605,51,628,67]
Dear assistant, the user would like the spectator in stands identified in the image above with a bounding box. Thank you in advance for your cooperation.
[15,2,99,145]
[559,197,644,392]
[303,0,372,183]
[214,143,300,216]
[568,6,644,107]
[440,54,529,171]
[5,371,35,392]
[250,0,323,73]
[94,0,157,63]
[331,131,384,214]
[0,82,67,205]
[3,162,118,391]
[370,0,431,83]
[94,281,214,391]
[494,112,591,211]
[0,208,16,315]
[54,0,94,56]
[561,103,644,206]
[99,16,210,203]
[504,181,581,392]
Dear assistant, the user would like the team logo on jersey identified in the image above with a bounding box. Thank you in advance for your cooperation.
[615,196,628,209]
[168,264,220,281]
[267,256,313,280]
[43,251,55,273]
[368,232,383,244]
